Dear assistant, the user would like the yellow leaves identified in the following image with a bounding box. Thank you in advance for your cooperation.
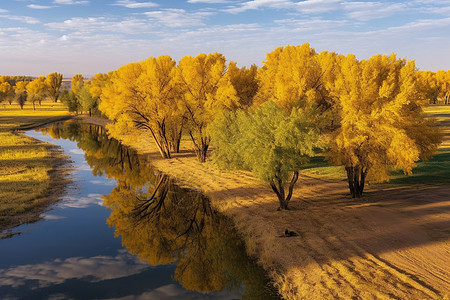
[327,52,442,183]
[257,43,326,112]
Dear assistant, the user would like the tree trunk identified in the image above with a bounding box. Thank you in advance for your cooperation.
[189,131,209,163]
[345,165,368,198]
[270,171,299,210]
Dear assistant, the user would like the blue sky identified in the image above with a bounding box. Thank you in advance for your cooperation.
[1,0,449,77]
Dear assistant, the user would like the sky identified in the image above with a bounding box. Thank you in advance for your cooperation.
[0,0,450,77]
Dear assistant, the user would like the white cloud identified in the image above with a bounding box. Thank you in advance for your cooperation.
[61,193,104,208]
[28,4,52,9]
[225,0,295,13]
[53,0,89,4]
[46,17,152,34]
[0,9,8,13]
[0,251,148,289]
[295,0,342,14]
[343,1,407,21]
[0,14,41,24]
[144,9,212,28]
[188,0,231,3]
[113,0,159,8]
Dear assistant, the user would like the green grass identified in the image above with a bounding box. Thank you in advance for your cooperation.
[380,105,450,187]
[301,105,450,186]
[0,101,71,233]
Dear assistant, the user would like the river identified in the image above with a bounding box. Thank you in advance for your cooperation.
[0,120,279,300]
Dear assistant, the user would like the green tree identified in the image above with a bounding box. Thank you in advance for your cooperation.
[209,101,320,210]
[77,85,96,116]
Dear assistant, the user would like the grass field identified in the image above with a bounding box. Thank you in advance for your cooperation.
[378,105,450,186]
[0,101,71,236]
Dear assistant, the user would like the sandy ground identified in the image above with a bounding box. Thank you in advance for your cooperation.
[117,131,449,300]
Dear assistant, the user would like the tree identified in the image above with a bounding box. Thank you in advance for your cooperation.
[60,89,80,113]
[26,76,46,110]
[326,54,442,198]
[71,74,84,95]
[227,62,259,108]
[416,71,439,104]
[176,52,239,162]
[100,55,182,159]
[45,72,63,102]
[0,81,11,105]
[256,44,334,113]
[436,70,450,105]
[14,81,28,109]
[77,85,96,116]
[209,101,320,210]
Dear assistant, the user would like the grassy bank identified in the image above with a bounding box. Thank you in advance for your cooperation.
[113,106,449,299]
[0,102,71,236]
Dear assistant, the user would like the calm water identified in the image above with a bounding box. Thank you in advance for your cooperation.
[0,121,278,300]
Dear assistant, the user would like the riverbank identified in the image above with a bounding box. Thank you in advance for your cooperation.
[108,108,450,299]
[0,102,72,237]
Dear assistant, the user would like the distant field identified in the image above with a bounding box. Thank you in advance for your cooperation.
[0,101,71,235]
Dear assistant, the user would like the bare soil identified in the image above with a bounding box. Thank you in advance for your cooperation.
[122,132,449,299]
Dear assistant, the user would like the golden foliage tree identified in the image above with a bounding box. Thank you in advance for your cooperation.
[436,70,450,105]
[45,72,63,102]
[71,74,84,94]
[176,52,239,162]
[26,76,46,110]
[227,62,259,108]
[326,54,442,197]
[14,81,29,109]
[256,43,334,113]
[100,55,181,158]
[0,80,12,105]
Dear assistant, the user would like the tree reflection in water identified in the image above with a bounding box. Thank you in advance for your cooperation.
[38,121,280,300]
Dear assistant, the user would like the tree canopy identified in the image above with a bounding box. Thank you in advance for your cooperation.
[326,54,442,197]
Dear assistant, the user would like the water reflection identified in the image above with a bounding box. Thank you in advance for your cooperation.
[37,121,279,299]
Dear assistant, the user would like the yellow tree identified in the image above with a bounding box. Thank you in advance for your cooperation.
[176,52,239,162]
[327,54,442,198]
[416,71,439,104]
[0,81,11,105]
[100,55,181,158]
[436,70,450,105]
[45,72,63,102]
[26,76,46,110]
[227,62,259,108]
[14,81,29,109]
[256,44,334,112]
[71,74,84,95]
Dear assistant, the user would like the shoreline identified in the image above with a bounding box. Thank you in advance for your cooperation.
[0,131,72,238]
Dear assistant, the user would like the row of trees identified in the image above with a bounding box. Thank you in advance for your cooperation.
[60,73,111,116]
[98,44,442,209]
[416,70,450,104]
[0,73,62,109]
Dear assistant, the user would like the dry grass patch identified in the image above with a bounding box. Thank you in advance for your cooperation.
[0,102,71,235]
